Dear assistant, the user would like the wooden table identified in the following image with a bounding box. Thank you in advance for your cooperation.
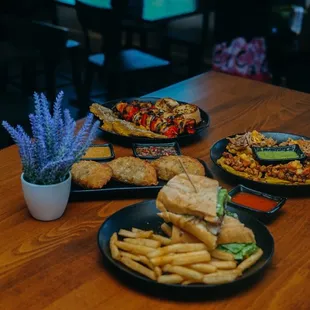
[1,72,310,309]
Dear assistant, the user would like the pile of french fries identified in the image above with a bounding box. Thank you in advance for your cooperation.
[109,224,263,285]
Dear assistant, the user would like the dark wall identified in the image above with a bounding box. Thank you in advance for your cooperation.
[214,1,271,43]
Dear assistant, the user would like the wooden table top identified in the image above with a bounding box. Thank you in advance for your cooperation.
[1,72,310,310]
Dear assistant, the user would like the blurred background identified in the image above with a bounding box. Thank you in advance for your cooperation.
[1,0,310,148]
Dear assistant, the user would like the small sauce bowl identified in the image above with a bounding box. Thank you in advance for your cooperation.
[228,184,287,222]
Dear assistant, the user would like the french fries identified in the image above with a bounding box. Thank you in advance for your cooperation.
[139,256,154,270]
[108,227,264,286]
[119,250,141,261]
[123,238,160,248]
[151,234,172,245]
[211,249,235,261]
[163,265,204,281]
[209,259,237,270]
[158,274,183,284]
[147,243,207,258]
[189,263,217,274]
[154,266,162,277]
[171,251,211,265]
[118,229,152,239]
[110,233,120,260]
[115,241,154,255]
[203,270,239,284]
[150,251,209,266]
[120,257,156,280]
[237,248,263,272]
[161,223,172,237]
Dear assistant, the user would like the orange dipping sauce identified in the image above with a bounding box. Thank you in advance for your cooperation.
[231,192,278,212]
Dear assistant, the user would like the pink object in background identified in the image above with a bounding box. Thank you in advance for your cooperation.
[212,37,271,82]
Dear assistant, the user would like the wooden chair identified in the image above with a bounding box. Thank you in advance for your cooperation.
[75,0,170,108]
[1,17,82,102]
[0,0,58,24]
[165,1,214,76]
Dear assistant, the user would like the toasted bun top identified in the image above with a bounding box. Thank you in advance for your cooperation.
[217,215,256,244]
[156,174,219,222]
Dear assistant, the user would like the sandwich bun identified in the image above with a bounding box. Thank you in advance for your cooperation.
[217,215,256,244]
[156,174,219,223]
[158,212,217,250]
[171,225,200,244]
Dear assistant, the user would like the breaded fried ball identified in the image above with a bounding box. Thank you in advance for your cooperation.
[108,157,158,186]
[152,155,205,181]
[72,160,112,189]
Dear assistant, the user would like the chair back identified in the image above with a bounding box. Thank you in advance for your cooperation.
[0,0,57,23]
[75,0,125,54]
[2,17,68,61]
[197,0,215,50]
[31,21,68,60]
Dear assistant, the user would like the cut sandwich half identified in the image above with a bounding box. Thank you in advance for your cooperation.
[156,174,231,250]
[170,225,200,244]
[216,215,258,260]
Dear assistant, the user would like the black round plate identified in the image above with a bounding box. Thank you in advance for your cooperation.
[94,97,210,144]
[97,200,274,294]
[210,131,310,195]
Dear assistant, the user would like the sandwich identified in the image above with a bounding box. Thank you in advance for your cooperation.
[216,215,259,260]
[156,174,231,250]
[170,225,200,244]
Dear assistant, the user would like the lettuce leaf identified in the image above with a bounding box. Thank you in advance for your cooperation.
[225,210,238,219]
[217,243,258,260]
[217,188,230,217]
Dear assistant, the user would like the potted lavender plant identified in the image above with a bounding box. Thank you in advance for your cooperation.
[2,91,99,221]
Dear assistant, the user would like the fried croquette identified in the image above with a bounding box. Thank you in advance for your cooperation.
[108,157,158,186]
[152,155,205,181]
[71,160,112,189]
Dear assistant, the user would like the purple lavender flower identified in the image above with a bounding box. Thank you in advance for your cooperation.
[2,91,99,185]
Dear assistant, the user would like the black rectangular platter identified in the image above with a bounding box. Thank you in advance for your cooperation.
[132,142,181,159]
[69,158,213,201]
[252,144,306,165]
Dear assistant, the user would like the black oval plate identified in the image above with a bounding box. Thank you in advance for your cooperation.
[210,131,310,195]
[93,97,210,144]
[97,200,274,294]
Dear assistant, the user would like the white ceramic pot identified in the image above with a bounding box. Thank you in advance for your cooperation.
[21,173,72,221]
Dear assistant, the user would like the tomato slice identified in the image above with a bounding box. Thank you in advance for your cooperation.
[140,113,148,127]
[163,126,178,138]
[124,106,139,121]
[184,119,196,134]
[150,118,160,132]
[115,102,128,114]
[186,126,196,134]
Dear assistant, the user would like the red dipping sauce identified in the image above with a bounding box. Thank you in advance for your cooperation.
[231,192,278,212]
